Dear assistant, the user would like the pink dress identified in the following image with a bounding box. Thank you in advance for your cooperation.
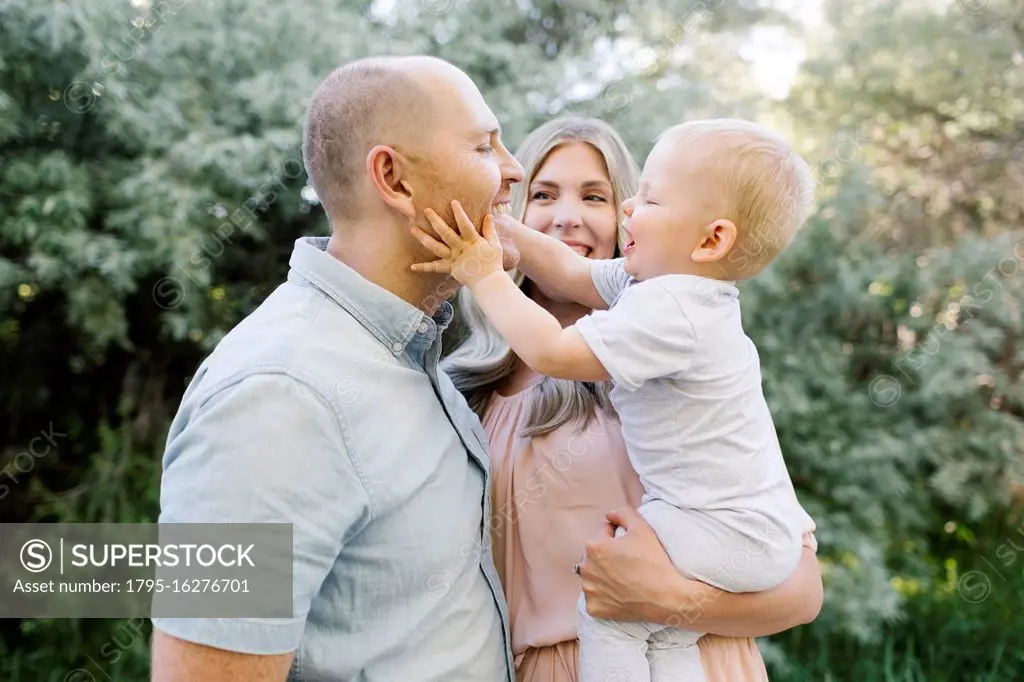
[483,383,816,682]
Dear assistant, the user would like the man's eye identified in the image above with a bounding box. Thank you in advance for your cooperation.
[477,145,495,154]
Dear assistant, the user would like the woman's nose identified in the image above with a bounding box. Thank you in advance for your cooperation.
[551,213,582,233]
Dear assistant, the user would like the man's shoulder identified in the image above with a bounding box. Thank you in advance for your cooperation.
[183,283,387,408]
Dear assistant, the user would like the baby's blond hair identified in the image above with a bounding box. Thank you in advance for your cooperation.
[658,118,815,278]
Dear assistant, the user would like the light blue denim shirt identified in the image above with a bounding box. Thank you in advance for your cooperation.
[152,236,514,681]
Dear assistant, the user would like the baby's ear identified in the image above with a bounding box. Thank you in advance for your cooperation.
[692,219,738,263]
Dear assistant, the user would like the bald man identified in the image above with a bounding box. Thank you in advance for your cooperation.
[151,56,524,681]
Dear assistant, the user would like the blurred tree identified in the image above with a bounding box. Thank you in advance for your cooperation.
[0,0,776,678]
[1,0,1022,679]
[788,0,1024,250]
[754,0,1024,676]
[745,165,1024,646]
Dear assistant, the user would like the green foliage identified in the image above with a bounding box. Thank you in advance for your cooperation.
[1,0,1022,679]
[789,0,1024,249]
[742,166,1024,666]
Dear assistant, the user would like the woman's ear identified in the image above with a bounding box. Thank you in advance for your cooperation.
[691,219,738,263]
[366,145,416,218]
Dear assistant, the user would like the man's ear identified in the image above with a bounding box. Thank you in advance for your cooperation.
[366,145,416,218]
[691,219,738,263]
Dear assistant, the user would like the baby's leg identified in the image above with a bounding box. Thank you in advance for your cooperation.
[648,627,707,682]
[640,499,801,594]
[577,592,652,682]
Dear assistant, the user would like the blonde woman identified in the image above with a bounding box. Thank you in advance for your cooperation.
[440,116,822,682]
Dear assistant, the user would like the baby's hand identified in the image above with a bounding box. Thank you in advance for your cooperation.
[411,200,505,287]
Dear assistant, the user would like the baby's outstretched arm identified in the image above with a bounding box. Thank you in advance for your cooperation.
[493,214,610,311]
[410,201,611,382]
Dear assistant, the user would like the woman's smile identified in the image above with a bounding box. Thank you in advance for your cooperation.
[561,239,593,257]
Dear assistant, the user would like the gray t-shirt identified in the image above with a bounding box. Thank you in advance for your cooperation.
[576,258,812,543]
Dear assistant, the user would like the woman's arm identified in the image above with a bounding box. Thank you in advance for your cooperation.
[579,506,823,637]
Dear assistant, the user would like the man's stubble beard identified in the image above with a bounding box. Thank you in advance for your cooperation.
[418,153,493,235]
[402,209,464,312]
[404,155,492,309]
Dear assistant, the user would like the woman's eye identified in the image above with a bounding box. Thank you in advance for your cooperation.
[585,194,607,203]
[531,191,553,201]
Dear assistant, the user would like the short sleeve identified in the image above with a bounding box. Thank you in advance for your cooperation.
[590,258,632,306]
[574,280,698,391]
[150,373,371,654]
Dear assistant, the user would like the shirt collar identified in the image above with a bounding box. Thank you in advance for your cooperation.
[287,236,453,356]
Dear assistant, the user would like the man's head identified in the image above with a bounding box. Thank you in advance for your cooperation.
[622,118,815,281]
[302,56,523,260]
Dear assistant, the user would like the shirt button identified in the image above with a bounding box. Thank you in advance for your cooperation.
[418,321,429,334]
[392,342,403,353]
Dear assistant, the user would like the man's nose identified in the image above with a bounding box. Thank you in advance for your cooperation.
[500,148,525,185]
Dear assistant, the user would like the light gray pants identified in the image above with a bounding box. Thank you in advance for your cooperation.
[577,599,706,682]
[577,498,801,682]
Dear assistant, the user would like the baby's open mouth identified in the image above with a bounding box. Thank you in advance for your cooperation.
[624,238,636,253]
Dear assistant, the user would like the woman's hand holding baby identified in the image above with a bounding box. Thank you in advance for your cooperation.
[411,200,506,287]
[579,506,693,623]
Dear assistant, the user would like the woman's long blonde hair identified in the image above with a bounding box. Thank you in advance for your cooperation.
[440,116,641,437]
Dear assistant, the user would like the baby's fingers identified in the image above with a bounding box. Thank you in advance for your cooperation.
[424,209,464,250]
[410,259,452,274]
[451,200,482,241]
[410,226,452,260]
